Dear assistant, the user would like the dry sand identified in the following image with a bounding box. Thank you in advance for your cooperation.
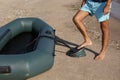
[0,0,120,80]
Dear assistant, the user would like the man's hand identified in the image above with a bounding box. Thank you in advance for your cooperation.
[103,5,110,15]
[104,0,112,15]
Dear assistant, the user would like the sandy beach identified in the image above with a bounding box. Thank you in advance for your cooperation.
[0,0,120,80]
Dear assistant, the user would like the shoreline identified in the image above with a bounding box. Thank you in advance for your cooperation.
[111,1,120,20]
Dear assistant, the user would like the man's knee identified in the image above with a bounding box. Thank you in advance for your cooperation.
[73,15,82,24]
[100,20,109,27]
[73,15,78,23]
[100,20,109,31]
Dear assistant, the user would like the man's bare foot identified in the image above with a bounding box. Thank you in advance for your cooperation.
[77,40,92,49]
[94,53,105,61]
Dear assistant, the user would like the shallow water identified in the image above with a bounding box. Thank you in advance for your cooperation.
[111,1,120,20]
[116,0,120,2]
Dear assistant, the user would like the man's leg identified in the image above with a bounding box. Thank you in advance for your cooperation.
[73,10,92,49]
[95,20,109,60]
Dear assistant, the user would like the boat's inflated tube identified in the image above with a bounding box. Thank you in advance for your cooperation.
[0,18,55,80]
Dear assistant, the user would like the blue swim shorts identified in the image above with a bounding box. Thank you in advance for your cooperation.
[80,0,112,22]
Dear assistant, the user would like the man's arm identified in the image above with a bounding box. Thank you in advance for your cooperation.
[81,0,86,7]
[104,0,112,14]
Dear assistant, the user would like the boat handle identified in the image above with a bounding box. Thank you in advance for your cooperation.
[0,66,11,74]
[0,29,10,41]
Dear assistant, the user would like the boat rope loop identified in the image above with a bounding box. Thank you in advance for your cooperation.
[55,36,78,49]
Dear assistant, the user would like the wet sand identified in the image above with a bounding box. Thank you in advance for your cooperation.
[0,0,120,80]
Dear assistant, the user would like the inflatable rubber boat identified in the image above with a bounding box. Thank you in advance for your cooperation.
[0,18,55,80]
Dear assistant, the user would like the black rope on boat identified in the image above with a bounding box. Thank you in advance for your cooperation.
[55,36,78,49]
